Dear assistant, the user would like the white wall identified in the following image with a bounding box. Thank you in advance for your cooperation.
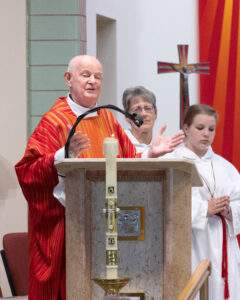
[87,0,198,135]
[0,0,28,249]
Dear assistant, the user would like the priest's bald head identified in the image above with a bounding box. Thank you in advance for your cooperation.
[64,55,103,108]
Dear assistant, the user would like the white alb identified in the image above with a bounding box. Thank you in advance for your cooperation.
[163,144,240,300]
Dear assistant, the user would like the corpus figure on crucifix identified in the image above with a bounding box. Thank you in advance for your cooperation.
[157,44,210,128]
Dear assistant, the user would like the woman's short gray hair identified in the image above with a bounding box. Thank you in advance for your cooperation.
[122,86,157,113]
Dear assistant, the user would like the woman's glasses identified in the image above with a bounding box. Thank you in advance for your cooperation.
[130,105,154,114]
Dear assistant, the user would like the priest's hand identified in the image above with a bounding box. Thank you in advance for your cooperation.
[207,196,230,216]
[148,125,185,157]
[69,132,91,157]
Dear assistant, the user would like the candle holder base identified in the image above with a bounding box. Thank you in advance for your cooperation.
[93,277,130,295]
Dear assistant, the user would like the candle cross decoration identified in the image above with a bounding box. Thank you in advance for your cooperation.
[93,137,130,296]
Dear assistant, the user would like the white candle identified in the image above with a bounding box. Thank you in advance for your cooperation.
[103,137,119,279]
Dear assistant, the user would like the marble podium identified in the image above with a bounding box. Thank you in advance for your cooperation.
[55,158,202,300]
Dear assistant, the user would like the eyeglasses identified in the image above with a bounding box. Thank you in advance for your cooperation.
[129,105,155,114]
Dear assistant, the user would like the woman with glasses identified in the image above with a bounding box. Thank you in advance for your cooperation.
[122,86,184,155]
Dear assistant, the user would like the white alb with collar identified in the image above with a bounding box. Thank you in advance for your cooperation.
[163,144,240,299]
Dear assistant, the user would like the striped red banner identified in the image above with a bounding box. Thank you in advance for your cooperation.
[199,0,240,170]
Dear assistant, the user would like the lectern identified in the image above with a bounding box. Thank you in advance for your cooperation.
[55,158,202,300]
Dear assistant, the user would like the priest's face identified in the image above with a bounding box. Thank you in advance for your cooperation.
[64,55,103,108]
[184,113,216,157]
[128,97,157,132]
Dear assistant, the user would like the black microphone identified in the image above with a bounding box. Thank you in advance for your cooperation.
[64,104,143,158]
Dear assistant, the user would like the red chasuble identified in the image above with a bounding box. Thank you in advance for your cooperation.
[15,97,138,300]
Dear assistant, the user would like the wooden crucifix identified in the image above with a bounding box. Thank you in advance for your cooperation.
[157,44,210,128]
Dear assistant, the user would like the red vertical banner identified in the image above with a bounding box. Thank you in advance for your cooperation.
[199,0,240,170]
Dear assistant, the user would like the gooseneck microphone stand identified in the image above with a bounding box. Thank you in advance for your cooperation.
[64,104,143,158]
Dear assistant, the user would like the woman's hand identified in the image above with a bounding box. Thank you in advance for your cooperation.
[148,125,185,157]
[207,196,230,216]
